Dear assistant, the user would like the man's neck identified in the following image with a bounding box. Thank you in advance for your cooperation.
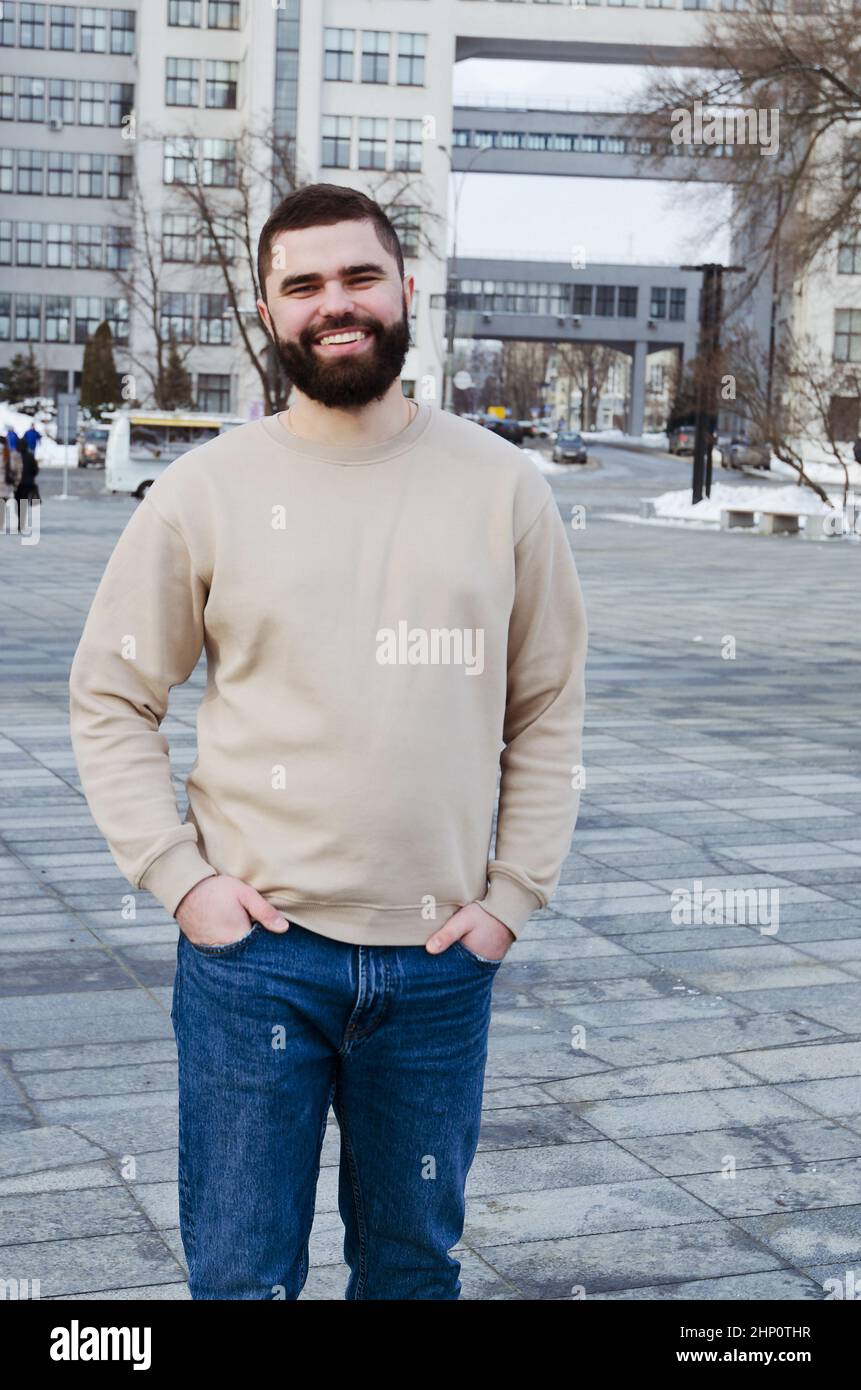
[280,389,417,448]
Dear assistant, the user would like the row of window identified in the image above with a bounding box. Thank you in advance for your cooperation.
[164,59,238,109]
[0,292,128,342]
[462,1,811,10]
[0,5,134,52]
[322,117,423,172]
[0,219,132,268]
[455,280,688,320]
[166,0,240,26]
[1,147,132,196]
[0,76,134,126]
[323,29,426,86]
[454,128,736,159]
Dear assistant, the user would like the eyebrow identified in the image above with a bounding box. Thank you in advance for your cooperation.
[275,262,387,294]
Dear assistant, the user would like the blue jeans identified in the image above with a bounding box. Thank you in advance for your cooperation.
[170,918,502,1299]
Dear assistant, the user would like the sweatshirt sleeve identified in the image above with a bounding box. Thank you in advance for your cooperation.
[68,496,219,917]
[476,492,588,938]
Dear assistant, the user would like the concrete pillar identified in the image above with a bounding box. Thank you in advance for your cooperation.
[629,340,647,437]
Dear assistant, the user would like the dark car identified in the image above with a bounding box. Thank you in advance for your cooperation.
[77,424,110,467]
[482,416,525,445]
[552,431,588,464]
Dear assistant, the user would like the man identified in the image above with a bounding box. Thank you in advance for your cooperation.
[69,183,588,1300]
[15,421,41,525]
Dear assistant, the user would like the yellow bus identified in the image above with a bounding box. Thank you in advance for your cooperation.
[105,410,245,497]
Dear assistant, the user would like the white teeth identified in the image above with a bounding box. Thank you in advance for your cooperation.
[318,331,368,345]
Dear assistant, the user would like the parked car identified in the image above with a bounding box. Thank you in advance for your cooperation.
[482,416,525,445]
[552,431,588,464]
[726,437,771,470]
[668,425,696,455]
[77,424,110,467]
[516,420,538,438]
[532,420,553,438]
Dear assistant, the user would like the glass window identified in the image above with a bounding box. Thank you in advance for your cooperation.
[20,3,46,46]
[104,295,128,341]
[205,59,237,108]
[110,9,135,53]
[45,294,71,342]
[198,292,231,343]
[323,28,353,81]
[0,293,10,340]
[15,293,42,341]
[48,77,74,122]
[393,118,421,171]
[75,294,102,343]
[45,221,72,266]
[47,149,73,194]
[77,151,104,197]
[168,0,200,24]
[17,148,44,193]
[164,136,197,184]
[595,285,616,316]
[107,152,132,197]
[0,220,10,263]
[79,80,106,124]
[16,221,43,265]
[162,212,196,260]
[201,137,236,185]
[361,31,389,83]
[18,77,46,122]
[76,223,103,268]
[837,229,861,274]
[650,286,667,318]
[49,5,75,49]
[0,76,13,120]
[397,32,425,86]
[197,372,231,411]
[208,1,239,28]
[390,204,420,259]
[80,7,107,51]
[0,4,17,46]
[166,57,199,105]
[321,115,351,168]
[669,287,686,320]
[160,290,195,342]
[358,117,387,170]
[108,82,133,126]
[200,214,237,262]
[105,224,131,269]
[834,308,861,362]
[618,286,638,317]
[0,149,11,192]
[573,284,593,315]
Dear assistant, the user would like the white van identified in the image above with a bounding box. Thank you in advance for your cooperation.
[105,410,245,497]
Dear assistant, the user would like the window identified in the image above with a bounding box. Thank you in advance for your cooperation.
[322,115,351,168]
[16,221,43,265]
[573,283,593,315]
[80,7,107,51]
[110,9,134,53]
[18,77,46,122]
[201,137,236,185]
[108,82,133,126]
[79,80,106,124]
[45,294,70,342]
[834,308,861,362]
[200,215,236,262]
[197,373,231,412]
[106,224,131,269]
[838,229,861,274]
[48,78,74,122]
[359,117,387,170]
[50,5,75,49]
[208,1,239,28]
[107,153,132,197]
[16,294,42,341]
[362,31,389,83]
[0,148,11,191]
[0,293,10,340]
[618,286,638,317]
[168,0,200,24]
[166,57,199,105]
[163,212,196,260]
[20,3,46,46]
[650,286,667,318]
[205,60,237,108]
[0,4,16,46]
[390,205,420,259]
[104,296,128,342]
[595,285,615,316]
[397,33,425,86]
[0,220,10,263]
[0,76,12,120]
[393,119,421,171]
[17,148,44,193]
[324,28,353,81]
[75,294,102,343]
[164,136,197,184]
[161,290,195,342]
[47,150,73,194]
[76,224,103,268]
[46,221,72,266]
[669,287,686,320]
[77,152,104,197]
[198,292,231,343]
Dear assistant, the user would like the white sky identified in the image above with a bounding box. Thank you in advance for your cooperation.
[450,60,732,266]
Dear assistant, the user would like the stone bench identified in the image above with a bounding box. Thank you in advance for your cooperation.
[720,507,801,535]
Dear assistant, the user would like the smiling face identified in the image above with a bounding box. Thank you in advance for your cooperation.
[257,219,413,409]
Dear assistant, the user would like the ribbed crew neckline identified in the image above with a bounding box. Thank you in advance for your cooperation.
[258,398,434,465]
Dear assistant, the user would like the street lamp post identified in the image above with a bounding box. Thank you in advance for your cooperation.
[679,262,745,504]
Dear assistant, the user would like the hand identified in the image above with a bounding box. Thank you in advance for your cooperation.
[175,874,290,948]
[425,901,515,962]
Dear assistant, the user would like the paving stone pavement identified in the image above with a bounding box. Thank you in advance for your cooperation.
[0,454,859,1301]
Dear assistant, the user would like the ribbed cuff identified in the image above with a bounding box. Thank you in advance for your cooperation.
[476,873,543,940]
[139,841,219,918]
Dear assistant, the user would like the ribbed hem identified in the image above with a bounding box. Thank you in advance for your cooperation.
[476,873,543,940]
[260,897,465,946]
[139,842,219,918]
[257,398,434,464]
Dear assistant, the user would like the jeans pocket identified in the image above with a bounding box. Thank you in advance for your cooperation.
[182,920,262,957]
[452,938,504,969]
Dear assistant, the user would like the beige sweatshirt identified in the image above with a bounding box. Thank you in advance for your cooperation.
[68,401,588,946]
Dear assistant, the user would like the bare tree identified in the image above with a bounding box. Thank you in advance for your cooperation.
[552,343,621,431]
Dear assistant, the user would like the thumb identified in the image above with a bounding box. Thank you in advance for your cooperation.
[238,886,290,934]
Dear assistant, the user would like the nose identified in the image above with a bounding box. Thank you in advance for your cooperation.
[317,279,355,318]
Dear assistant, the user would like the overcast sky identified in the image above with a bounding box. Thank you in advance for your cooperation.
[449,60,732,267]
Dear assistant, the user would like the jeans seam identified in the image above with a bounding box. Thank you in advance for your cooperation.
[334,1089,369,1299]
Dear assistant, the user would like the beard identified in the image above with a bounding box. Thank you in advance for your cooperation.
[268,300,411,409]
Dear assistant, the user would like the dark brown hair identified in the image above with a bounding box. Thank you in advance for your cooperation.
[257,183,405,304]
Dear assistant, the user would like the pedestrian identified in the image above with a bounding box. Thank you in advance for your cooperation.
[69,183,588,1301]
[15,421,41,526]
